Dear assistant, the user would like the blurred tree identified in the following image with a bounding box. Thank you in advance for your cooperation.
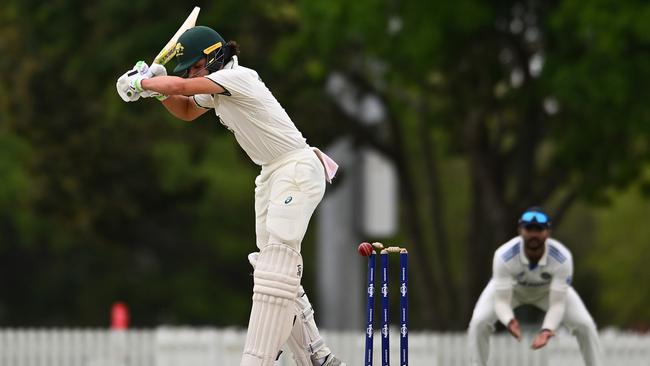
[0,0,269,326]
[589,182,650,329]
[275,0,650,329]
[2,0,650,331]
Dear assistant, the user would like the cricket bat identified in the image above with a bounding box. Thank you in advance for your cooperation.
[152,6,201,65]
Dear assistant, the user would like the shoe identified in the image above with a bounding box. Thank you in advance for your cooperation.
[320,353,346,366]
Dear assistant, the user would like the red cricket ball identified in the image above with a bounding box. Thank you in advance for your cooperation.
[358,242,374,257]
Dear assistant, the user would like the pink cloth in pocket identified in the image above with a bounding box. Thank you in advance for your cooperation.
[312,148,339,183]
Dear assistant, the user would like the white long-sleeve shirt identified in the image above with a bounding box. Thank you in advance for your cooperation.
[492,236,573,331]
[193,56,308,166]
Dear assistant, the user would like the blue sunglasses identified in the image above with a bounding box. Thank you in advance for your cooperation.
[520,211,549,224]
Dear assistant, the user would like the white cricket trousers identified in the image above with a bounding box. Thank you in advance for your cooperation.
[468,280,602,366]
[254,148,326,252]
[241,148,326,366]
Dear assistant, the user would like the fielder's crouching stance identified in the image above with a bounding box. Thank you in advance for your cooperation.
[468,207,602,366]
[117,26,345,366]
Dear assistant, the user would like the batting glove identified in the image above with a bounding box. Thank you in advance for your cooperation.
[140,62,169,101]
[116,69,143,102]
[116,61,150,102]
[147,63,167,77]
[117,61,169,102]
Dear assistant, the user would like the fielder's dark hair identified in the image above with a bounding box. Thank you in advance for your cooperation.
[524,206,545,214]
[223,41,240,64]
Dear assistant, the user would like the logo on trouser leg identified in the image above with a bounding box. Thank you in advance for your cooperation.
[297,264,302,277]
[284,196,293,204]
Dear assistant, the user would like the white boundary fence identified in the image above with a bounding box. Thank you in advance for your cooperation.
[0,328,648,366]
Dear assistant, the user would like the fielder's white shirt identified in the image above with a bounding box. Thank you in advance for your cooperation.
[493,236,573,302]
[193,56,308,166]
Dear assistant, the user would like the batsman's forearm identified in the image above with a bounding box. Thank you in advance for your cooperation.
[159,95,191,121]
[160,95,208,121]
[141,76,187,95]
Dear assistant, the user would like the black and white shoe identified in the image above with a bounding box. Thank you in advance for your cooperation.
[319,353,346,366]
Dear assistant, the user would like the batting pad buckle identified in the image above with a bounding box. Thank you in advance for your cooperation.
[307,337,325,354]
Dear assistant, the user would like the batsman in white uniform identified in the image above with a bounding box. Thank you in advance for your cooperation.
[116,26,345,366]
[467,207,602,366]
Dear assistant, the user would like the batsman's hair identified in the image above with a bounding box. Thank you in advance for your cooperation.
[223,41,240,65]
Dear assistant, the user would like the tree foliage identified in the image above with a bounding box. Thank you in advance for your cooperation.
[0,0,264,326]
[1,0,649,329]
[277,0,650,328]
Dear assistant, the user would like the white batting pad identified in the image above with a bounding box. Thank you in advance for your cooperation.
[241,244,302,366]
[285,286,331,365]
[294,288,331,358]
[285,326,312,366]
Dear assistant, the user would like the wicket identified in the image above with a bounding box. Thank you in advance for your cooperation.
[364,242,408,366]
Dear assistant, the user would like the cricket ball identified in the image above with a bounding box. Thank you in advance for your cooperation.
[358,242,374,257]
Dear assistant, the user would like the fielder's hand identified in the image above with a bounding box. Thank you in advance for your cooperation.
[531,329,554,350]
[507,318,522,341]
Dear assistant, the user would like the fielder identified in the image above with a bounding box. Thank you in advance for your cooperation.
[116,26,345,366]
[467,207,602,366]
